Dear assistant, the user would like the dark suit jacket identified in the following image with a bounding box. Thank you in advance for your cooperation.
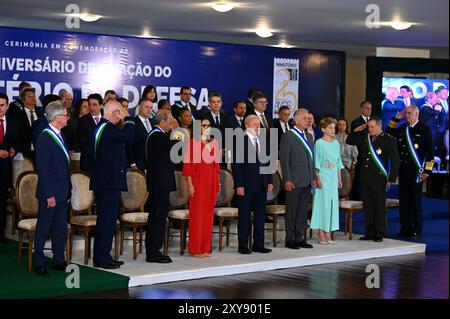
[62,117,80,152]
[32,117,49,148]
[172,101,197,119]
[274,119,293,143]
[232,134,273,193]
[350,115,369,165]
[145,129,179,192]
[229,114,245,130]
[78,114,100,175]
[0,113,21,187]
[127,115,150,171]
[35,127,72,202]
[244,99,255,118]
[15,106,45,157]
[90,118,135,191]
[419,103,446,145]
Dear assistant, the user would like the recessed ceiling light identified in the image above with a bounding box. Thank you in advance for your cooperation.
[79,13,102,22]
[211,2,234,13]
[273,43,294,49]
[255,29,273,38]
[390,21,413,30]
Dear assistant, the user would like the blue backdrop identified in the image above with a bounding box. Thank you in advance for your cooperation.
[0,27,345,118]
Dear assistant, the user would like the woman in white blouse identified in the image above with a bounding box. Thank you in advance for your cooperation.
[335,118,358,172]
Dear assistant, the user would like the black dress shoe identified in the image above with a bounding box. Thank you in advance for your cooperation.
[285,241,300,249]
[51,263,68,271]
[359,236,374,241]
[373,237,383,242]
[146,255,172,263]
[0,234,13,244]
[94,263,120,269]
[296,241,313,249]
[238,247,251,254]
[251,246,272,253]
[111,260,124,266]
[35,267,49,276]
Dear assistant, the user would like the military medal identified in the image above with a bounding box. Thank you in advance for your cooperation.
[405,126,425,182]
[376,148,382,155]
[414,143,419,149]
[367,135,388,179]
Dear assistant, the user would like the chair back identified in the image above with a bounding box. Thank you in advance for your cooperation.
[216,168,234,206]
[169,171,189,208]
[12,156,34,188]
[339,168,352,199]
[70,152,81,172]
[15,171,39,219]
[121,169,149,211]
[267,171,282,203]
[70,171,94,212]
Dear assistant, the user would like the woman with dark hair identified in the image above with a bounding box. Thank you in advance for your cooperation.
[182,118,220,257]
[335,118,358,172]
[178,107,193,137]
[142,85,157,118]
[118,97,129,110]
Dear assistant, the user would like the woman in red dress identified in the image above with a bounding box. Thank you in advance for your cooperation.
[182,118,220,257]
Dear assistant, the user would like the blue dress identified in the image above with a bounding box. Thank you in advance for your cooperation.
[311,138,344,232]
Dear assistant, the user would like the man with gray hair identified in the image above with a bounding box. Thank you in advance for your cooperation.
[59,90,73,113]
[381,87,406,129]
[34,100,72,276]
[280,108,314,249]
[232,114,273,254]
[91,101,135,269]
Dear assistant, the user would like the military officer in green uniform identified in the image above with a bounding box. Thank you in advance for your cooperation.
[347,116,399,242]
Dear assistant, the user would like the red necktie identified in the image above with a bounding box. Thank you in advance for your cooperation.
[0,119,4,145]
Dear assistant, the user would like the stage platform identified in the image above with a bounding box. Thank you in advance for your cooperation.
[66,229,426,288]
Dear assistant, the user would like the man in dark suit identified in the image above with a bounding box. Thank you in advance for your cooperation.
[419,92,446,157]
[33,101,72,276]
[306,113,322,142]
[90,101,135,269]
[347,116,399,242]
[350,100,372,200]
[400,85,420,108]
[201,91,231,139]
[274,105,293,144]
[435,86,449,158]
[386,106,434,240]
[244,87,261,118]
[247,93,274,140]
[128,98,153,171]
[7,82,31,116]
[172,86,197,120]
[381,87,406,129]
[145,110,180,263]
[14,87,45,159]
[229,100,247,130]
[232,115,273,254]
[78,93,103,176]
[280,108,315,249]
[0,93,20,243]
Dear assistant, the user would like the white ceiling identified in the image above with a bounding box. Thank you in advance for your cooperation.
[0,0,448,58]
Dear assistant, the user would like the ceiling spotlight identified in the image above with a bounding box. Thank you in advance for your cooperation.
[390,21,413,30]
[255,29,273,38]
[211,2,234,13]
[79,13,102,22]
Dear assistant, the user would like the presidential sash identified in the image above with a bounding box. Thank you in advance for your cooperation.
[367,134,388,179]
[291,127,313,160]
[42,128,70,164]
[405,125,425,182]
[94,122,108,156]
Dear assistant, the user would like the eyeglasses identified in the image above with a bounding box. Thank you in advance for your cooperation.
[201,124,211,128]
[58,114,69,118]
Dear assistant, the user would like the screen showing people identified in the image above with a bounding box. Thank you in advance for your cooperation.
[381,77,449,169]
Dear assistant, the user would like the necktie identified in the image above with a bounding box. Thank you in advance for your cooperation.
[0,119,4,145]
[239,118,243,127]
[94,116,100,125]
[144,119,151,133]
[261,113,269,135]
[29,110,35,123]
[285,123,289,132]
[215,115,220,126]
[254,137,259,154]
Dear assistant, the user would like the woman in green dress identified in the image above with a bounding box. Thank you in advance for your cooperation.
[311,117,344,244]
